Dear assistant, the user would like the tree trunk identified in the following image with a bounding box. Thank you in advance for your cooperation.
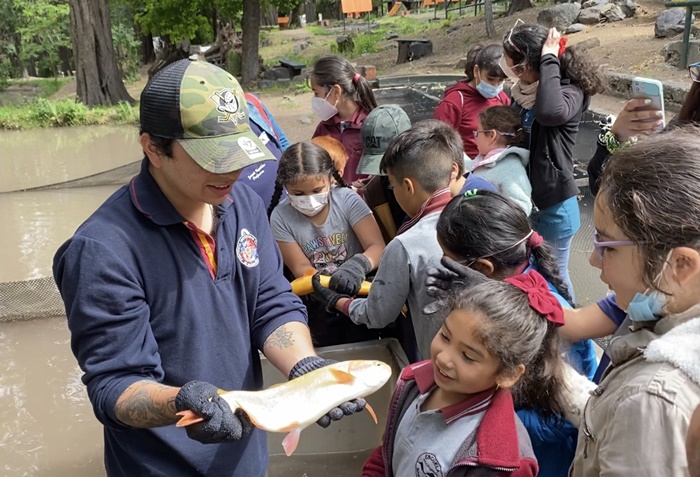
[68,0,134,106]
[507,0,533,15]
[241,0,260,85]
[485,0,496,38]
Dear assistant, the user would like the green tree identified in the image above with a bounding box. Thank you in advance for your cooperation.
[17,0,72,76]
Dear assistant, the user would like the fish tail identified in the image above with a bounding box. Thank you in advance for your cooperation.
[282,427,302,457]
[365,402,378,424]
[175,410,205,427]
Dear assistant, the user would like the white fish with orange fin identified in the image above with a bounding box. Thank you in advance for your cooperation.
[176,360,392,456]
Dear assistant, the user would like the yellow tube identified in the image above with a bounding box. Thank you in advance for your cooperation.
[290,275,371,296]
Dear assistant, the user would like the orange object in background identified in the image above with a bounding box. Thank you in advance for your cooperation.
[341,0,373,14]
[422,0,445,5]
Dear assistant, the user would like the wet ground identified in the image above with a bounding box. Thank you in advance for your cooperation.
[0,85,607,476]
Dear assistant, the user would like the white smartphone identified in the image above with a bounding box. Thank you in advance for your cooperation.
[631,77,665,126]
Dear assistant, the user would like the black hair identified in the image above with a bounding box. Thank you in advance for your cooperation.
[502,23,605,97]
[678,80,700,124]
[436,190,572,303]
[379,119,459,193]
[139,128,175,158]
[478,106,525,146]
[310,55,377,114]
[450,280,564,416]
[600,125,700,291]
[465,43,508,82]
[267,141,349,217]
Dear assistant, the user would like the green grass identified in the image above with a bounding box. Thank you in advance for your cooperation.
[305,25,333,36]
[0,98,140,130]
[5,77,71,97]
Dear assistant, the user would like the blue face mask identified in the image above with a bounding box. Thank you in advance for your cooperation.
[627,290,666,322]
[476,78,503,99]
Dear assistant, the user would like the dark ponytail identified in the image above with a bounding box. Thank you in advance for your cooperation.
[267,141,348,218]
[311,55,377,114]
[465,43,507,82]
[436,190,572,303]
[453,281,565,416]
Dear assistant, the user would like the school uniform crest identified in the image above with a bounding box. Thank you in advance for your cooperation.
[236,228,259,267]
[415,452,443,477]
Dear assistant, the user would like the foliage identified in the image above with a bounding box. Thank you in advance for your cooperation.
[16,0,71,77]
[131,0,216,43]
[0,98,140,129]
[111,23,141,83]
[305,25,332,36]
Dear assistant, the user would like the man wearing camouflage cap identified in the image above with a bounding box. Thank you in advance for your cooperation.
[53,57,364,477]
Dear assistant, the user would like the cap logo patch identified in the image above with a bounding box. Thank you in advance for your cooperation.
[365,136,381,148]
[238,137,266,159]
[236,228,259,268]
[210,88,246,123]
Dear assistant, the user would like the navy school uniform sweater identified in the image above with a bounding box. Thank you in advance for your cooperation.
[53,159,307,477]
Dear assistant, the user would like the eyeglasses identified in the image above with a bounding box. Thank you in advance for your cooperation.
[592,230,636,261]
[505,19,525,58]
[473,130,492,138]
[689,61,700,82]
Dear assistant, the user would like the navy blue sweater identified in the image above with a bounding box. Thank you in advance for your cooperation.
[53,160,307,476]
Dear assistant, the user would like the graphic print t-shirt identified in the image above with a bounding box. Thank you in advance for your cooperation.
[270,186,372,273]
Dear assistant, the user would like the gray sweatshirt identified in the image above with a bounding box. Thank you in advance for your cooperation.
[348,211,445,359]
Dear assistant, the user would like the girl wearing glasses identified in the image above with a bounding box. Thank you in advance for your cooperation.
[501,23,605,303]
[426,190,597,477]
[566,126,700,476]
[433,43,510,159]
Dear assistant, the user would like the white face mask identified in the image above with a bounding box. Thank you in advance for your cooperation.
[311,89,339,121]
[498,56,521,82]
[288,191,330,217]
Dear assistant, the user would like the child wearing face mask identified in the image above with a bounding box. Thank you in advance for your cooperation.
[433,43,510,159]
[467,106,532,215]
[310,55,378,183]
[268,141,385,346]
[362,271,568,477]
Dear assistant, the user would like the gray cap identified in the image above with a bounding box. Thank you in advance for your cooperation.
[357,104,411,176]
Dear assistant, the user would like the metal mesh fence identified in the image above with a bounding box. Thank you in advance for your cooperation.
[0,277,64,322]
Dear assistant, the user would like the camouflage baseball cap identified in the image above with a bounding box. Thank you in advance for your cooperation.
[140,56,273,174]
[357,104,411,176]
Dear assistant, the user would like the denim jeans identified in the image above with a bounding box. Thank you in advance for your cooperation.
[531,196,581,303]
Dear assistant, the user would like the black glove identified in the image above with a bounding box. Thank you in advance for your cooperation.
[311,273,349,312]
[289,356,366,428]
[175,380,253,444]
[329,254,372,295]
[423,256,489,315]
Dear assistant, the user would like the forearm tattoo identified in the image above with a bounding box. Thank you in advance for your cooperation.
[265,325,295,349]
[115,381,178,428]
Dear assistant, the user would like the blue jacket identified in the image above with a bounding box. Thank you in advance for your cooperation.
[516,266,597,477]
[239,97,290,210]
[53,159,307,476]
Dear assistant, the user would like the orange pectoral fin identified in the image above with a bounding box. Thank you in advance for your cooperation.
[175,410,205,427]
[329,368,356,385]
[365,402,378,424]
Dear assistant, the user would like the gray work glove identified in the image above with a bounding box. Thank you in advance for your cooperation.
[329,254,372,296]
[423,256,489,315]
[311,273,349,312]
[175,380,253,444]
[288,356,366,428]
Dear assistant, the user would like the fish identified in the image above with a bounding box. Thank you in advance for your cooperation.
[290,270,372,296]
[176,360,392,456]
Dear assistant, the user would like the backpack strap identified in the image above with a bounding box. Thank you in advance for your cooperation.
[245,92,279,140]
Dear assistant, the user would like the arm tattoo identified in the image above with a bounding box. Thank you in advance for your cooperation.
[265,325,295,349]
[115,381,178,428]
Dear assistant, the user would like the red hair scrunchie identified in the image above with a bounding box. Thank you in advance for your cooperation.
[558,37,568,57]
[504,270,565,326]
[528,231,544,249]
[353,73,361,84]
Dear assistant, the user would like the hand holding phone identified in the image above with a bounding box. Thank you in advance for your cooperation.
[631,77,665,128]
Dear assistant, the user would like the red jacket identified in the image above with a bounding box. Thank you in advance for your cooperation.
[312,107,369,183]
[362,361,538,477]
[433,81,510,158]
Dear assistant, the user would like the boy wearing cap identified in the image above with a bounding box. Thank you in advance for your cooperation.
[53,58,364,477]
